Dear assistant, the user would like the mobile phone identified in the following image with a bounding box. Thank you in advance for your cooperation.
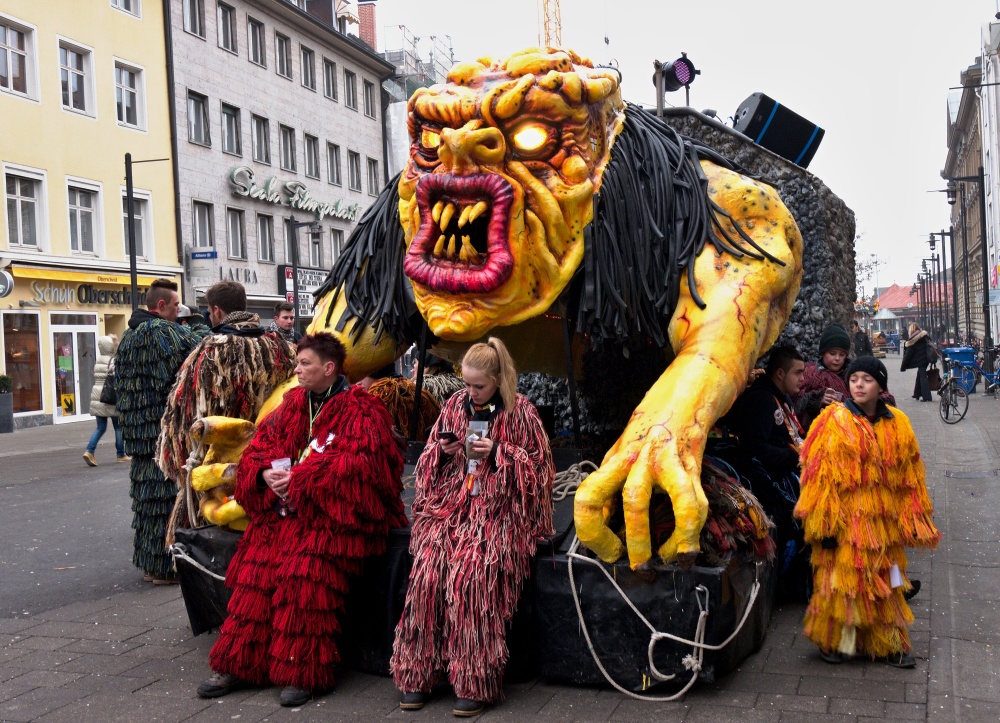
[438,430,458,442]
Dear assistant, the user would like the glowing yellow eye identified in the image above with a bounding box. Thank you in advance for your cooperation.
[420,129,441,149]
[512,124,548,152]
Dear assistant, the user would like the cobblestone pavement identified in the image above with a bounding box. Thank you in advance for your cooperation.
[0,362,997,721]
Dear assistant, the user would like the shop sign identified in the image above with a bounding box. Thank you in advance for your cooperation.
[991,264,999,288]
[29,280,147,306]
[277,265,326,295]
[218,266,260,285]
[229,166,361,222]
[0,269,13,298]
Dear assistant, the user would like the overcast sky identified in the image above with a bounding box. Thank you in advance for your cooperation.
[375,0,998,295]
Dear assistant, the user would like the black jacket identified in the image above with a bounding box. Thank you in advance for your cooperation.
[853,330,873,357]
[901,330,931,371]
[721,376,801,477]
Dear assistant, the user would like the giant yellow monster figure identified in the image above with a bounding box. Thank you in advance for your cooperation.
[251,48,803,570]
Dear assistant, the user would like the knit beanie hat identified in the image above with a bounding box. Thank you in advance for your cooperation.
[846,356,888,391]
[818,323,851,354]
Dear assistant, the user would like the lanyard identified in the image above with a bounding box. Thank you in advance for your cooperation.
[299,385,334,463]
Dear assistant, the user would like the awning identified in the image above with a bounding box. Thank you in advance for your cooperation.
[13,266,167,286]
[873,307,899,320]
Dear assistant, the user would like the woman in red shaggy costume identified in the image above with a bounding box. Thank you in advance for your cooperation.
[197,333,406,707]
[391,337,554,718]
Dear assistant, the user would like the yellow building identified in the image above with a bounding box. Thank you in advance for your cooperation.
[0,0,180,428]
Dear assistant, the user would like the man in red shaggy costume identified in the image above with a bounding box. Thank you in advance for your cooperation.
[196,332,406,707]
[391,338,554,717]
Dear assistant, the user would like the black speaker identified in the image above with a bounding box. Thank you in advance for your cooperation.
[733,92,824,169]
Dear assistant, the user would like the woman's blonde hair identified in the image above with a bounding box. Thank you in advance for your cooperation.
[908,322,921,336]
[461,337,517,410]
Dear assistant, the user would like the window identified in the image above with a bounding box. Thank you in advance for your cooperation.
[347,150,361,191]
[251,114,269,163]
[121,191,149,259]
[110,0,140,16]
[279,125,295,171]
[183,0,204,37]
[247,18,265,66]
[363,79,375,118]
[326,143,341,185]
[221,103,241,155]
[114,61,143,129]
[304,134,319,179]
[367,157,379,195]
[331,227,344,263]
[59,41,92,114]
[226,208,245,258]
[3,312,43,414]
[322,58,337,100]
[187,90,210,145]
[275,33,291,79]
[68,185,97,254]
[192,201,213,247]
[0,18,31,97]
[300,45,315,90]
[217,3,237,53]
[5,173,40,247]
[344,69,357,109]
[257,213,274,262]
[308,229,321,267]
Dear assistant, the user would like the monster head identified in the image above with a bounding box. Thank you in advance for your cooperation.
[399,48,624,341]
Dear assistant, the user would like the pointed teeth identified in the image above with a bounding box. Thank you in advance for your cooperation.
[434,234,446,257]
[459,235,475,264]
[432,200,444,224]
[458,204,473,229]
[447,234,457,259]
[439,203,455,232]
[468,201,488,223]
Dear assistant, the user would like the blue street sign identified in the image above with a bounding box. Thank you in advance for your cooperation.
[190,251,218,260]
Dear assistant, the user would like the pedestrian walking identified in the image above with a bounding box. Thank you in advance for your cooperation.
[900,322,934,402]
[82,334,129,467]
[851,320,873,357]
[115,279,199,584]
[795,356,939,668]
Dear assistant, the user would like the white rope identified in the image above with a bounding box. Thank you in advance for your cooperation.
[566,535,761,701]
[167,542,227,581]
[552,460,599,501]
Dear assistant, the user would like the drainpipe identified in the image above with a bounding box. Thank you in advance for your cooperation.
[162,0,186,293]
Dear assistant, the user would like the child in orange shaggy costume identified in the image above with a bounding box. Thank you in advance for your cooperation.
[794,356,939,668]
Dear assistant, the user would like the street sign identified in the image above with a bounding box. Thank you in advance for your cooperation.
[190,250,218,260]
[0,269,13,298]
[989,288,1000,305]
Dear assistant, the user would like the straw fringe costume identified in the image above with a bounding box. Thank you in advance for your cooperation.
[116,310,199,577]
[391,392,554,702]
[794,402,939,658]
[209,383,406,692]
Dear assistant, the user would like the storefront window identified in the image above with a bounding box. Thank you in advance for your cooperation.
[2,312,43,413]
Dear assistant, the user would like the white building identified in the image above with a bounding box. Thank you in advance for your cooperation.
[169,0,393,324]
[978,22,1000,345]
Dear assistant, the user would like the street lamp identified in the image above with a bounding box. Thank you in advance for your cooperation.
[287,216,322,331]
[930,228,959,342]
[921,261,935,333]
[945,167,993,373]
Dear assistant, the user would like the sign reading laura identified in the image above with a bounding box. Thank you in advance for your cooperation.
[229,166,361,222]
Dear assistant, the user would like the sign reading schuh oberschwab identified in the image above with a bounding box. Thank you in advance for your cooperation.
[229,166,361,222]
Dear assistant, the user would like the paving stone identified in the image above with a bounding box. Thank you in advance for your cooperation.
[777,714,855,723]
[59,639,145,656]
[717,672,800,696]
[945,637,1000,702]
[605,698,690,722]
[860,657,929,681]
[764,645,865,679]
[87,608,173,628]
[8,636,76,651]
[0,679,38,705]
[118,642,197,662]
[0,665,30,683]
[755,693,830,713]
[883,700,927,720]
[55,652,163,677]
[0,647,28,665]
[30,690,214,722]
[533,687,623,721]
[35,600,117,623]
[685,687,757,708]
[59,673,160,695]
[120,628,194,647]
[0,619,44,635]
[181,700,274,722]
[904,682,927,704]
[828,697,886,717]
[25,621,151,643]
[797,675,906,702]
[9,669,85,688]
[4,649,78,670]
[685,703,781,722]
[0,686,89,722]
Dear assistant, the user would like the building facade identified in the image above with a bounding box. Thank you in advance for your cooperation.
[0,0,180,428]
[169,0,393,324]
[979,23,1000,348]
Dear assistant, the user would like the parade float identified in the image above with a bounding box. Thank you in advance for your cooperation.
[169,46,856,697]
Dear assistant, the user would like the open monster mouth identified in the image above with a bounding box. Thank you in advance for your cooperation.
[403,173,515,294]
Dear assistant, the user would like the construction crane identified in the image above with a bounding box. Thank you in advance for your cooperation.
[538,0,562,48]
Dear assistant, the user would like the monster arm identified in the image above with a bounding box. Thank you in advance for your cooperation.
[575,164,803,568]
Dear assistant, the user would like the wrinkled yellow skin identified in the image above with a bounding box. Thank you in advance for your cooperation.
[250,48,803,568]
[398,49,624,341]
[574,162,803,568]
[187,416,256,531]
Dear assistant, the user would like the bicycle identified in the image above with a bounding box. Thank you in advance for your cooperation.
[939,358,969,424]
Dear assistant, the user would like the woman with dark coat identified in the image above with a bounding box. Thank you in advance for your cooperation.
[901,323,933,402]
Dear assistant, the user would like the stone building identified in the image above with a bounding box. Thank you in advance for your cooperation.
[168,0,393,324]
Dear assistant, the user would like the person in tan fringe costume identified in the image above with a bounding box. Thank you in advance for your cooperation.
[391,337,554,717]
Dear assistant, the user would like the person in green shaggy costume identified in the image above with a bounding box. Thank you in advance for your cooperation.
[115,279,200,583]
